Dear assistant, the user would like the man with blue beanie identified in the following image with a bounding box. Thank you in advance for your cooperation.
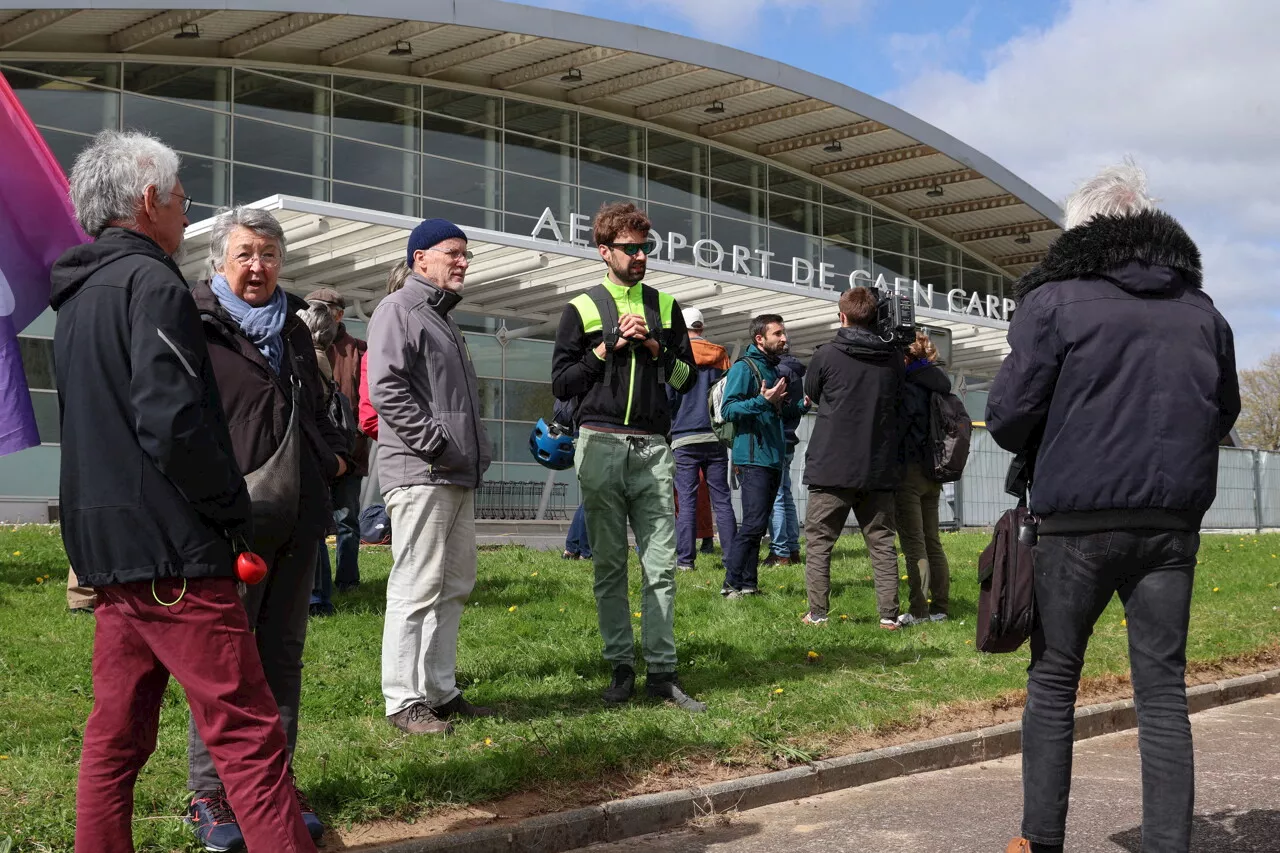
[367,219,494,735]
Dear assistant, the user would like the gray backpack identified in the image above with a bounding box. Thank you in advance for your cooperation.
[707,357,762,447]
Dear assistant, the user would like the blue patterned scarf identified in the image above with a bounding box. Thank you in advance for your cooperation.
[211,274,287,374]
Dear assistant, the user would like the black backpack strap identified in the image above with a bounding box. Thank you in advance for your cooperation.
[641,284,665,383]
[587,284,620,375]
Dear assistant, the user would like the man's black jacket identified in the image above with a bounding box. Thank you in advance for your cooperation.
[51,228,250,588]
[986,209,1240,533]
[803,326,904,491]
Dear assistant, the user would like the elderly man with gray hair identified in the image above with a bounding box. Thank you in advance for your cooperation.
[184,205,351,850]
[50,131,316,852]
[989,162,1239,853]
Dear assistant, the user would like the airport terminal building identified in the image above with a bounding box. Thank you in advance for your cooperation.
[0,0,1063,520]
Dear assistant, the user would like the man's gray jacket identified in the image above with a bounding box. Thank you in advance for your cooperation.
[367,272,492,492]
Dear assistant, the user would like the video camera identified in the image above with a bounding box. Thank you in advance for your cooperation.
[874,284,916,347]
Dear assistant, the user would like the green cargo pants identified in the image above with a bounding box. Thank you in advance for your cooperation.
[576,427,678,673]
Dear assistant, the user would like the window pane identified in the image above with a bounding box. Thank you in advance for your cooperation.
[504,101,575,142]
[710,216,766,271]
[769,167,819,200]
[334,92,420,150]
[424,156,501,209]
[332,182,418,217]
[708,180,764,223]
[334,76,420,110]
[30,391,60,444]
[769,228,819,266]
[872,219,917,255]
[963,268,999,298]
[647,165,707,212]
[333,137,416,192]
[234,117,327,176]
[4,60,119,88]
[769,195,818,235]
[506,173,572,221]
[475,377,503,419]
[579,188,642,223]
[424,199,498,231]
[505,338,554,381]
[919,231,962,265]
[124,64,229,110]
[233,165,327,204]
[502,420,535,464]
[647,129,705,173]
[123,94,228,159]
[823,242,871,290]
[824,207,870,246]
[423,87,500,124]
[3,67,119,135]
[648,204,709,258]
[823,186,870,212]
[917,262,960,308]
[580,151,641,196]
[872,251,914,281]
[484,420,503,462]
[709,149,765,187]
[234,70,328,132]
[464,333,503,377]
[37,128,93,177]
[18,338,55,390]
[423,115,499,166]
[505,132,575,182]
[180,156,230,213]
[504,380,554,421]
[580,114,643,158]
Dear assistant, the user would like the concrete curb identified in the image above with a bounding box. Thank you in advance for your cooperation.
[368,668,1280,853]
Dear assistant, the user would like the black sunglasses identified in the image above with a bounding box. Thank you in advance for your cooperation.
[605,240,657,257]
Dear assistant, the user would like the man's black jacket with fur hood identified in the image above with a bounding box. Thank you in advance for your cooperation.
[986,209,1240,533]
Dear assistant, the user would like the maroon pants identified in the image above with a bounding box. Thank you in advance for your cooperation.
[76,577,315,853]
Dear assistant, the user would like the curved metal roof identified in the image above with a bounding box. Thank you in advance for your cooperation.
[0,0,1060,277]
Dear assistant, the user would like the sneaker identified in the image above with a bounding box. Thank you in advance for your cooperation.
[700,538,715,554]
[676,563,695,572]
[760,553,782,567]
[879,618,901,631]
[801,612,828,625]
[739,586,762,595]
[188,787,245,852]
[387,702,453,735]
[789,551,801,562]
[603,664,636,704]
[645,672,707,713]
[308,602,334,617]
[721,587,744,600]
[432,693,495,719]
[562,550,581,560]
[929,613,949,623]
[294,784,324,842]
[897,613,927,627]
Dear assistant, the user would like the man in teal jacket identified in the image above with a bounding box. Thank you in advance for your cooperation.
[721,314,806,596]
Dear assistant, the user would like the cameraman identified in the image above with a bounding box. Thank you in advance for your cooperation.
[800,287,905,628]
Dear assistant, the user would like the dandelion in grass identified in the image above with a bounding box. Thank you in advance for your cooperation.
[35,577,43,584]
[773,688,784,695]
[12,551,19,556]
[839,614,849,621]
[807,650,820,661]
[1121,619,1127,627]
[900,574,908,580]
[508,605,517,612]
[1213,587,1220,593]
[530,571,538,577]
[633,612,641,618]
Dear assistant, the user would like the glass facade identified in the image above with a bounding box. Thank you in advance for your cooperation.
[2,59,1012,492]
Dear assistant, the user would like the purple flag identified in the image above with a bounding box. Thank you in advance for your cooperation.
[0,70,89,456]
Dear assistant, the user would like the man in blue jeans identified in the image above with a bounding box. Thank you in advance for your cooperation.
[667,307,737,571]
[764,350,806,567]
[988,163,1239,853]
[720,315,805,597]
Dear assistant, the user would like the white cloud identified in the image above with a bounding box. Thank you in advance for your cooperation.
[521,0,871,43]
[887,0,1280,365]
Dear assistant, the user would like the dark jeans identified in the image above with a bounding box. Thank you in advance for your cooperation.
[565,502,592,557]
[311,543,333,612]
[1022,529,1198,851]
[723,464,781,592]
[189,532,317,792]
[332,471,362,589]
[674,442,737,568]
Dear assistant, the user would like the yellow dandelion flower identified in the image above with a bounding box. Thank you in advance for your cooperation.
[1121,619,1127,627]
[773,688,784,694]
[12,551,20,556]
[806,650,819,660]
[900,574,908,580]
[1213,587,1220,593]
[530,571,539,577]
[559,607,566,613]
[0,755,8,759]
[965,639,973,645]
[633,612,641,618]
[35,577,43,584]
[484,737,492,746]
[507,605,517,612]
[839,614,849,621]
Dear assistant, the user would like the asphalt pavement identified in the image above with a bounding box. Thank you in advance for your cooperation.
[572,694,1280,853]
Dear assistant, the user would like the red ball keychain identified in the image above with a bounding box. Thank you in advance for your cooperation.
[233,537,268,585]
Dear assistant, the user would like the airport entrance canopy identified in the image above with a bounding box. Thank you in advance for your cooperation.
[182,196,1012,375]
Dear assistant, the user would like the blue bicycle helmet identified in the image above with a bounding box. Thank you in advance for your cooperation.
[529,418,575,470]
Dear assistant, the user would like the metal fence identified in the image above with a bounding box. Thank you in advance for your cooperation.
[925,428,1280,530]
[476,481,568,521]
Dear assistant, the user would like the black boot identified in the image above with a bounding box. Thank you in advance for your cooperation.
[602,664,636,704]
[645,671,707,713]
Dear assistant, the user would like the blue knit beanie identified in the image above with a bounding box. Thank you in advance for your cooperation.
[406,218,468,266]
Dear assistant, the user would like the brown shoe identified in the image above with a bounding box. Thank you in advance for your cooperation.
[1005,839,1031,853]
[432,693,495,719]
[387,703,453,734]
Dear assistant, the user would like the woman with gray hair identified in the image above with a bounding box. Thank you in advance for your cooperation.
[184,205,351,849]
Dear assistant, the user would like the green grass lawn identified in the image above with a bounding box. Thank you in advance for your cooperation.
[2,527,1279,852]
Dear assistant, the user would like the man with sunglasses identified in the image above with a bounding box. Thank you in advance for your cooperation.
[367,218,494,735]
[552,202,704,712]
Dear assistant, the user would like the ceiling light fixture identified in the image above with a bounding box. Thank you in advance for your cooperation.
[1014,233,1032,244]
[926,185,945,198]
[823,140,843,153]
[388,41,413,57]
[705,100,726,114]
[173,23,200,40]
[560,68,583,83]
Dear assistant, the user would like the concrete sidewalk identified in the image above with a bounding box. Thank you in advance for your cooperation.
[573,694,1280,853]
